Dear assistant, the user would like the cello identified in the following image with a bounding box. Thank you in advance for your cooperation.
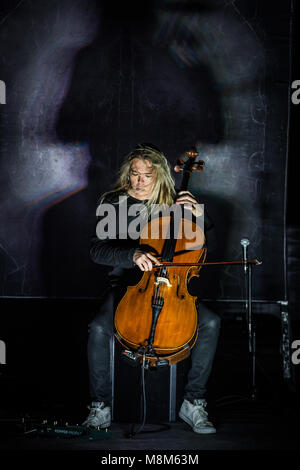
[114,147,261,367]
[114,147,207,367]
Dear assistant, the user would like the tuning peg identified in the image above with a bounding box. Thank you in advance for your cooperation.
[192,161,205,172]
[174,165,182,172]
[174,157,184,172]
[192,165,204,172]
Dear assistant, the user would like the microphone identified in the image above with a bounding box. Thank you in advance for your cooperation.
[240,238,250,272]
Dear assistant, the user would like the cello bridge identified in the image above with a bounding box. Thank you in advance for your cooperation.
[155,277,172,287]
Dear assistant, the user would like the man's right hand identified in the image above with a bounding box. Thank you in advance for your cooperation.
[133,249,161,271]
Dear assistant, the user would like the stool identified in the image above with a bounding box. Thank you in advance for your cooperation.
[110,337,178,422]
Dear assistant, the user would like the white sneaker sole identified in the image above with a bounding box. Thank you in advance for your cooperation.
[83,421,111,429]
[82,423,110,429]
[179,411,216,434]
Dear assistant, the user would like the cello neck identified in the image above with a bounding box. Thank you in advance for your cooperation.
[174,146,205,195]
[179,169,191,193]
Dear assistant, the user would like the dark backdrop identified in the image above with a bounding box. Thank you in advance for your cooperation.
[1,0,299,425]
[0,0,293,304]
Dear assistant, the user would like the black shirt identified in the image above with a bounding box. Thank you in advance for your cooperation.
[90,191,217,287]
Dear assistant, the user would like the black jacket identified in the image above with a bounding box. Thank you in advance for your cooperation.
[90,191,217,287]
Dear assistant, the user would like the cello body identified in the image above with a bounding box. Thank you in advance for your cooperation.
[114,210,206,366]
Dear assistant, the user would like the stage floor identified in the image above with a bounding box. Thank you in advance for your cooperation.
[0,299,299,456]
[0,393,299,453]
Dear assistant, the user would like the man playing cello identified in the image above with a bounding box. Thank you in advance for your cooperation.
[83,144,220,434]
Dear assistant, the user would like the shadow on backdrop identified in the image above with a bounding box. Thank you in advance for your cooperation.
[41,0,228,298]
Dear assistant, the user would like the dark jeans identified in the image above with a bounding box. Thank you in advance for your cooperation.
[87,287,221,405]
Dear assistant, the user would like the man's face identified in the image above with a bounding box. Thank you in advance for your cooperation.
[128,158,156,200]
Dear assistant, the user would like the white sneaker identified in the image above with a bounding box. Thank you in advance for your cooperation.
[179,398,216,434]
[82,401,111,428]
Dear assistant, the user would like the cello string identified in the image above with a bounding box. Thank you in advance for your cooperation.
[153,211,177,306]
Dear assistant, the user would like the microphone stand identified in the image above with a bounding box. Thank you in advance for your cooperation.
[241,238,257,401]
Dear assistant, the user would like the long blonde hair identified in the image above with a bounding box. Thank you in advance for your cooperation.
[101,144,176,207]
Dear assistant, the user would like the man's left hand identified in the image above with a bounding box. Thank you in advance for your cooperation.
[176,191,203,217]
